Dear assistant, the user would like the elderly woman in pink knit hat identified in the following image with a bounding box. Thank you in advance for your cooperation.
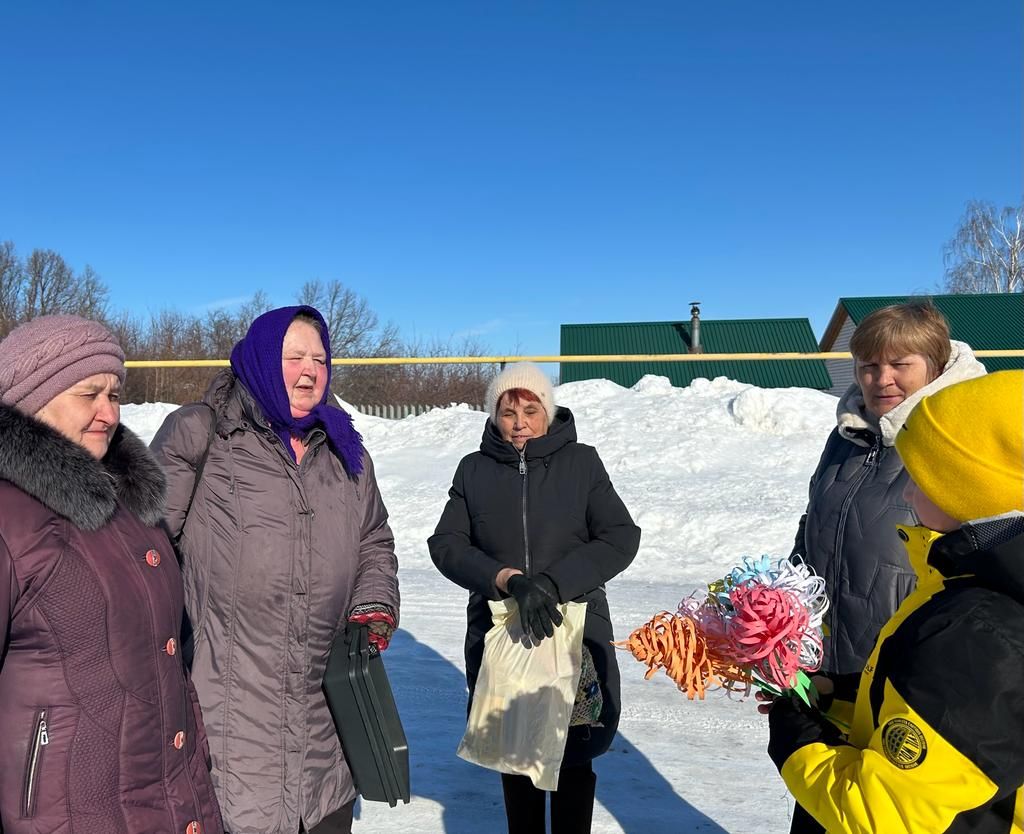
[0,315,222,834]
[429,362,641,834]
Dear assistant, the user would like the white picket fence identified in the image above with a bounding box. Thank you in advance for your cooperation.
[353,403,484,420]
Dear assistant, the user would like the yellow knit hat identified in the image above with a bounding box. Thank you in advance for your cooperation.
[895,371,1024,523]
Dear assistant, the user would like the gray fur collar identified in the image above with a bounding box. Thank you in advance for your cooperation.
[0,404,166,530]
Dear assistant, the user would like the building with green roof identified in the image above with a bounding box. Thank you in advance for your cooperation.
[820,293,1024,396]
[560,309,832,390]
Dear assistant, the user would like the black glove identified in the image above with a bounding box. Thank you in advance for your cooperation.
[507,574,563,641]
[767,693,845,772]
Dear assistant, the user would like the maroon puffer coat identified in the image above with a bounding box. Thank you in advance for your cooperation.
[0,404,223,834]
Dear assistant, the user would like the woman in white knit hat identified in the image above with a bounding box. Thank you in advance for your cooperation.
[429,362,640,834]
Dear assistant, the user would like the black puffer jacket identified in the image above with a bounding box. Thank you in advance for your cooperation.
[428,407,640,764]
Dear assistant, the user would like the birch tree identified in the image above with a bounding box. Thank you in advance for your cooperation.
[943,200,1023,294]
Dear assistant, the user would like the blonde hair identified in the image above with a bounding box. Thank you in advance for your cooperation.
[850,302,951,374]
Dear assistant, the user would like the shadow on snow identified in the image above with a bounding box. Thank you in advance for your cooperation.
[355,628,728,833]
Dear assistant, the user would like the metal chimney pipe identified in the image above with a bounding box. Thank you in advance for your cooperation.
[689,301,703,354]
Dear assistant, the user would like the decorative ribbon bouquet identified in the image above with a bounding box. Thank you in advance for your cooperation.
[615,556,829,704]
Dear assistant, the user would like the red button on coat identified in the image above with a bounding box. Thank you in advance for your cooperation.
[173,731,185,750]
[186,823,201,834]
[145,549,161,567]
[165,638,177,656]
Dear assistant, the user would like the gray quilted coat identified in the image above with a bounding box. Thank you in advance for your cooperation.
[150,371,399,834]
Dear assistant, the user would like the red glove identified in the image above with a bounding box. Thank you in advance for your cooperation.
[348,603,397,652]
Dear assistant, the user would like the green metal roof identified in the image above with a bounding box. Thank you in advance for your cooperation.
[839,294,1024,373]
[560,318,832,389]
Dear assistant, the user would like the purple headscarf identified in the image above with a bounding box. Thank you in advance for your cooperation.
[230,305,364,476]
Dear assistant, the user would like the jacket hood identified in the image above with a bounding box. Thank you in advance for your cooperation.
[0,403,167,530]
[480,405,577,464]
[203,368,334,447]
[921,513,1024,604]
[203,367,236,416]
[836,340,987,448]
[204,368,264,432]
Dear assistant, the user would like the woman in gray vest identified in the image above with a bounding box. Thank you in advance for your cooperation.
[795,302,985,677]
[787,302,985,832]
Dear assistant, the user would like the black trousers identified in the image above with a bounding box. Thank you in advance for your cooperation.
[300,800,356,834]
[501,763,597,834]
[789,802,825,834]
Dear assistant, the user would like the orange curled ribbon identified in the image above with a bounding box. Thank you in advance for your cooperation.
[613,611,751,700]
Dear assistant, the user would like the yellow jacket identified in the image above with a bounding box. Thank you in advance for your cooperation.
[768,519,1024,833]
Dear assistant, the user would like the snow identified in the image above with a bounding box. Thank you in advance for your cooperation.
[122,374,839,834]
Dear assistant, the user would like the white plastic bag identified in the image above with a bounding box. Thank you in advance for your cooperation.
[457,598,587,790]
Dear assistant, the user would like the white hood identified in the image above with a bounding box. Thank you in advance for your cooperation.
[836,340,988,448]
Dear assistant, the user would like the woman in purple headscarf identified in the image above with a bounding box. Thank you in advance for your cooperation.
[151,306,400,834]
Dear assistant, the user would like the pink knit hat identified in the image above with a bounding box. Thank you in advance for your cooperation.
[0,315,126,415]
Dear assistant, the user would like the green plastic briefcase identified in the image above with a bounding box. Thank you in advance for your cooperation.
[323,625,411,807]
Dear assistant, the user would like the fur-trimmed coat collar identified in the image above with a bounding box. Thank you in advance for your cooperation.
[0,403,166,530]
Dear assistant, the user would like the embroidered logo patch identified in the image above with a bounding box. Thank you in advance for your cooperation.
[881,718,927,769]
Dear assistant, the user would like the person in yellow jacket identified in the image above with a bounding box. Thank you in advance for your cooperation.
[767,370,1024,834]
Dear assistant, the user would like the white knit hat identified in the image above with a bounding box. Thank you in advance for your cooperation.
[485,363,555,426]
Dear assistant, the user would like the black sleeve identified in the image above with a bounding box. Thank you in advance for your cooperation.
[768,694,850,771]
[790,512,808,561]
[428,459,510,599]
[542,449,640,601]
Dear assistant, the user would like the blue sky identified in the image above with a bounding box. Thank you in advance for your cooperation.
[1,1,1020,356]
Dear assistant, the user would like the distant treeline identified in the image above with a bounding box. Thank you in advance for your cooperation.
[0,241,495,406]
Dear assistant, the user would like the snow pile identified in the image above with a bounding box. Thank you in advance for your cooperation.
[121,375,838,834]
[124,375,833,585]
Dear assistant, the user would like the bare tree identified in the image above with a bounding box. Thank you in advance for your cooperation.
[0,241,23,337]
[297,279,399,356]
[0,244,111,336]
[105,310,146,359]
[296,278,408,402]
[75,265,109,320]
[21,249,110,319]
[238,290,274,324]
[0,241,498,407]
[120,309,210,403]
[106,311,149,403]
[202,291,274,356]
[340,333,495,407]
[943,200,1024,294]
[203,308,243,357]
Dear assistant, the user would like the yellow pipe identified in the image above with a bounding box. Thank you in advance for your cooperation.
[123,349,1024,369]
[126,360,232,368]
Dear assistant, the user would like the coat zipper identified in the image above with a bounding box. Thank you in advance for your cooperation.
[829,435,881,668]
[23,709,48,818]
[864,439,879,467]
[519,450,531,576]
